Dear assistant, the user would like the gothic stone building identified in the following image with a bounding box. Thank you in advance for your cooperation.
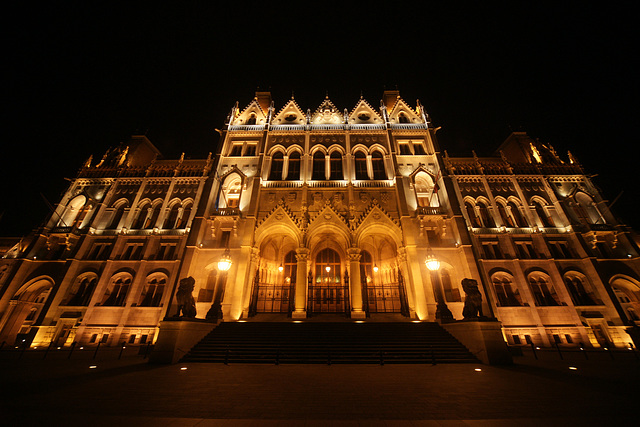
[1,90,639,350]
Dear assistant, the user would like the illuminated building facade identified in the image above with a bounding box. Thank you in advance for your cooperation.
[1,90,639,350]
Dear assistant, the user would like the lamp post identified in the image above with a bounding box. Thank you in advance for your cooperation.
[425,254,454,323]
[207,247,232,321]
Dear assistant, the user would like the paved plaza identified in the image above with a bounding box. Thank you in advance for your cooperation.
[0,346,638,426]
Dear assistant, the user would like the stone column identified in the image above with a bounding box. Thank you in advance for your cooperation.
[292,248,309,319]
[348,248,366,319]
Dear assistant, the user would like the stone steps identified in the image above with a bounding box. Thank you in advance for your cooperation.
[181,322,478,364]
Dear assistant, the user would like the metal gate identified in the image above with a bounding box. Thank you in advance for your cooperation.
[254,282,293,313]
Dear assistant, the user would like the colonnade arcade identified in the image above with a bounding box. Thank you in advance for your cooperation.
[245,215,411,319]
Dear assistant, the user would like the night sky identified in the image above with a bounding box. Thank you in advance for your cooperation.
[2,3,637,236]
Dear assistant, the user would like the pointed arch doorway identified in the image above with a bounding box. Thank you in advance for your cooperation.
[308,248,350,315]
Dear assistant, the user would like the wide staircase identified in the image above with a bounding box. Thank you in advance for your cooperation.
[181,322,478,364]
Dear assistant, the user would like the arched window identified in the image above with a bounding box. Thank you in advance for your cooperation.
[574,192,605,225]
[107,201,128,230]
[287,152,301,181]
[246,113,257,125]
[564,273,599,306]
[354,151,368,180]
[491,273,522,306]
[132,202,151,229]
[398,112,410,123]
[415,173,437,207]
[59,195,88,228]
[533,200,555,227]
[101,274,132,306]
[497,202,513,227]
[176,202,192,229]
[528,273,559,306]
[507,201,528,227]
[371,151,386,180]
[465,201,482,227]
[478,201,495,228]
[139,274,166,307]
[312,151,325,180]
[269,152,284,180]
[219,175,242,209]
[329,151,343,180]
[163,203,181,229]
[64,273,98,306]
[143,202,161,229]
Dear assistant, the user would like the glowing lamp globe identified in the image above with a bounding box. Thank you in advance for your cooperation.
[218,253,232,272]
[425,255,440,271]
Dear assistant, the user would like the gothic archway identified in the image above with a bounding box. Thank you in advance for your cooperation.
[308,248,348,314]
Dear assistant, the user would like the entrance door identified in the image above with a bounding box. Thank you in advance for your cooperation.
[309,248,346,313]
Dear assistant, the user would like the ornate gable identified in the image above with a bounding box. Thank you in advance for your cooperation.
[348,97,384,124]
[256,199,302,230]
[387,97,422,124]
[308,200,349,228]
[352,199,401,233]
[271,98,307,125]
[231,98,268,125]
[311,96,344,124]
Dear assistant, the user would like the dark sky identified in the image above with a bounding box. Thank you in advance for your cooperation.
[2,3,637,236]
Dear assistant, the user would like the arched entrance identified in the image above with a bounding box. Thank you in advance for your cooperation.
[0,278,54,346]
[308,248,349,315]
[251,250,296,314]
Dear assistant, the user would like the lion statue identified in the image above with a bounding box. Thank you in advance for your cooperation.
[461,278,483,319]
[175,276,197,318]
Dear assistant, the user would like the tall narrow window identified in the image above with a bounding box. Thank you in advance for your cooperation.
[412,141,426,155]
[497,203,514,227]
[507,201,528,227]
[312,151,325,180]
[478,202,495,228]
[245,143,257,156]
[269,152,284,180]
[133,202,151,229]
[139,276,166,307]
[163,204,180,229]
[176,203,192,229]
[492,275,521,306]
[329,151,343,180]
[102,276,132,306]
[371,151,386,180]
[354,151,368,180]
[287,152,301,181]
[398,142,412,155]
[143,204,160,229]
[465,202,481,227]
[564,274,598,306]
[107,202,127,229]
[229,144,243,156]
[534,201,555,227]
[528,275,559,306]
